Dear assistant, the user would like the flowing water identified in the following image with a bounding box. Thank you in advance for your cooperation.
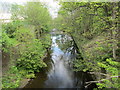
[24,32,96,89]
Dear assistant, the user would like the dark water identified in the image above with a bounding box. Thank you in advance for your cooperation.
[24,33,96,89]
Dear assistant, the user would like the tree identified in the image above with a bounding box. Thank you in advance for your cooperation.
[23,2,52,38]
[56,2,120,89]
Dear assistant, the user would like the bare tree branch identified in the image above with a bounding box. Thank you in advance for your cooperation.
[85,76,119,84]
[85,75,119,88]
[87,72,110,77]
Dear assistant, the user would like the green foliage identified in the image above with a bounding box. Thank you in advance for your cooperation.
[106,58,119,66]
[41,33,51,49]
[98,58,119,76]
[21,2,52,38]
[24,2,51,26]
[25,73,36,79]
[2,66,22,88]
[11,4,24,20]
[1,21,22,52]
[2,20,22,38]
[17,39,47,73]
[15,27,34,42]
[2,1,52,88]
[1,31,18,52]
[2,7,51,88]
[57,2,120,89]
[73,59,85,71]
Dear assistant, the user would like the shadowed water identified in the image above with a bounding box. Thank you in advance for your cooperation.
[45,35,74,88]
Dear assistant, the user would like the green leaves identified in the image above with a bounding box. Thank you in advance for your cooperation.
[25,73,36,79]
[97,58,119,88]
[2,1,52,89]
[2,66,22,88]
[40,33,51,49]
[17,38,47,73]
[24,2,52,26]
[2,32,18,52]
[57,2,120,89]
[97,62,107,68]
[106,58,119,66]
[2,16,51,88]
[97,83,106,88]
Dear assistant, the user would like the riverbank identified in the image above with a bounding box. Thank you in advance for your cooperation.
[2,48,50,89]
[19,52,49,88]
[72,33,120,88]
[2,25,52,89]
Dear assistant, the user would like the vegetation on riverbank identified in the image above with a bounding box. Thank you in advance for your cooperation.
[1,1,120,89]
[55,2,120,89]
[2,2,52,88]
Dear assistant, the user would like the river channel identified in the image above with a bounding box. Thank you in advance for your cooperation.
[23,32,96,89]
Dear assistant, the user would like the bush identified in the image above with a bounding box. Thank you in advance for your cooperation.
[17,39,47,73]
[2,66,22,88]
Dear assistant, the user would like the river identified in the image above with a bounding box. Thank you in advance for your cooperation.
[23,32,96,89]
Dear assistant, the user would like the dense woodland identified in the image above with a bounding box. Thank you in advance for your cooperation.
[2,2,52,88]
[54,2,120,88]
[1,1,120,89]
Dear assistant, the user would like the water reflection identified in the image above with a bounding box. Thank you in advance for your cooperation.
[45,35,74,88]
